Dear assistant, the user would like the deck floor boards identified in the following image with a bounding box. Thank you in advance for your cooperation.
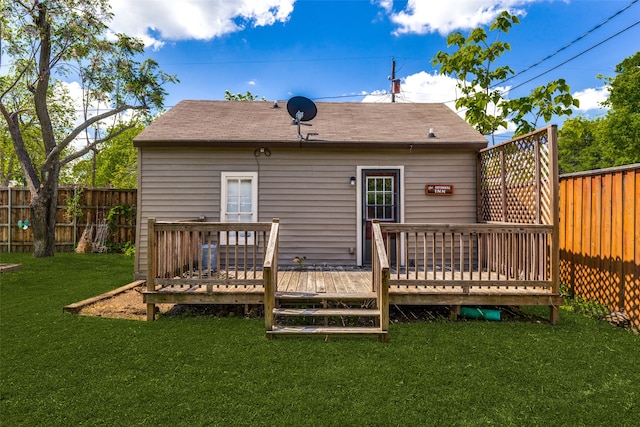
[145,266,561,307]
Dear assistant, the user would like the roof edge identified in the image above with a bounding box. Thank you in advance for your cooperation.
[133,139,488,150]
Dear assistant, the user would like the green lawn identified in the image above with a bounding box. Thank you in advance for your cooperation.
[1,253,638,426]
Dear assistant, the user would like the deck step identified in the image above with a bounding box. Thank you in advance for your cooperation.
[275,291,376,301]
[268,326,386,336]
[273,308,380,317]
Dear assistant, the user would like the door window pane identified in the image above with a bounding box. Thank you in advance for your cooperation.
[366,176,395,220]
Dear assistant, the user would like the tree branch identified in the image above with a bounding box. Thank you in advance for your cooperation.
[42,104,145,170]
[0,105,40,193]
[61,122,136,165]
[33,2,56,154]
[0,65,32,104]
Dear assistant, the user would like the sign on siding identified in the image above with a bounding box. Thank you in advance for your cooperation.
[425,184,454,196]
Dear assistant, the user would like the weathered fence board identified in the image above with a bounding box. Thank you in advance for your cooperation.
[0,187,136,253]
[559,164,640,328]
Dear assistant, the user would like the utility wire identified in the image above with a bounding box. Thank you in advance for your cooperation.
[504,19,640,95]
[497,0,639,87]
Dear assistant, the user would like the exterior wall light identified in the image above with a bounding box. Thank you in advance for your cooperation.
[350,176,356,186]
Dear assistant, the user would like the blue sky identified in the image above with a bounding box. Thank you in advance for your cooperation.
[92,0,640,138]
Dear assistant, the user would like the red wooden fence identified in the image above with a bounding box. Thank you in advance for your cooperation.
[559,164,640,328]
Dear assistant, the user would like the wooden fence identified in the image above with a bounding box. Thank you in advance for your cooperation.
[559,164,640,328]
[0,187,136,253]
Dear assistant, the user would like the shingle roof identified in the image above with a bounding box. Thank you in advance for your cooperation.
[134,100,487,149]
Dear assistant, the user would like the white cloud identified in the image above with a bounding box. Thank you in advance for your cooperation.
[362,70,518,134]
[362,71,459,105]
[380,0,542,35]
[376,0,393,14]
[109,0,296,47]
[573,86,609,111]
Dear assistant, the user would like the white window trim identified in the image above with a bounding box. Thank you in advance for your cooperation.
[220,172,258,245]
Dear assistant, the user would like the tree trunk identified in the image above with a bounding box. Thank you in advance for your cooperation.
[30,166,60,258]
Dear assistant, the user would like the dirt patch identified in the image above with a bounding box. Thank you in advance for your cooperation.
[75,284,174,321]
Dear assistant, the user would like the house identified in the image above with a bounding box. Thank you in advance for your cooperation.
[134,100,563,335]
[133,99,487,278]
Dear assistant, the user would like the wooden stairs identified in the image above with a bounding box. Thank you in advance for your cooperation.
[266,291,388,341]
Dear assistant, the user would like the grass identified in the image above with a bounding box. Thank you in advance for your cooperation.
[1,253,639,426]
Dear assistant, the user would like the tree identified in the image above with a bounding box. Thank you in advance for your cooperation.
[224,90,266,101]
[596,109,640,167]
[557,52,640,172]
[603,51,640,112]
[1,74,76,186]
[1,1,177,257]
[1,126,20,186]
[432,11,579,141]
[596,51,640,167]
[557,117,606,174]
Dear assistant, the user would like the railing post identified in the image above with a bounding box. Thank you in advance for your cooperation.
[379,267,390,343]
[146,218,157,321]
[548,125,560,324]
[372,220,390,343]
[264,265,274,335]
[264,218,279,336]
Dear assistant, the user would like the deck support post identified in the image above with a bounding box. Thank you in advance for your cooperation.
[450,305,460,321]
[549,305,559,325]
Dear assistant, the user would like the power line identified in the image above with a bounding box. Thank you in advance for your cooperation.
[504,19,640,95]
[159,55,391,67]
[498,0,639,87]
[313,94,368,100]
[433,15,639,105]
[396,1,640,104]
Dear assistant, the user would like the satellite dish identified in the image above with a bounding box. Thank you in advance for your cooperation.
[287,96,318,141]
[287,96,317,122]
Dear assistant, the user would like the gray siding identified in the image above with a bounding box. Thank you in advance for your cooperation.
[135,147,478,278]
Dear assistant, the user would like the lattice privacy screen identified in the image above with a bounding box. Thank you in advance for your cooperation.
[478,127,556,225]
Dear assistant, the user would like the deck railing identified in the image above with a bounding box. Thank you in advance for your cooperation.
[379,223,555,290]
[146,218,276,288]
[371,220,390,341]
[146,218,279,321]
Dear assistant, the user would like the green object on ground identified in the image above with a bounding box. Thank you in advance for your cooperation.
[460,306,501,321]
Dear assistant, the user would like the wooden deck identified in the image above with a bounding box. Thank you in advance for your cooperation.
[144,217,562,335]
[143,266,562,307]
